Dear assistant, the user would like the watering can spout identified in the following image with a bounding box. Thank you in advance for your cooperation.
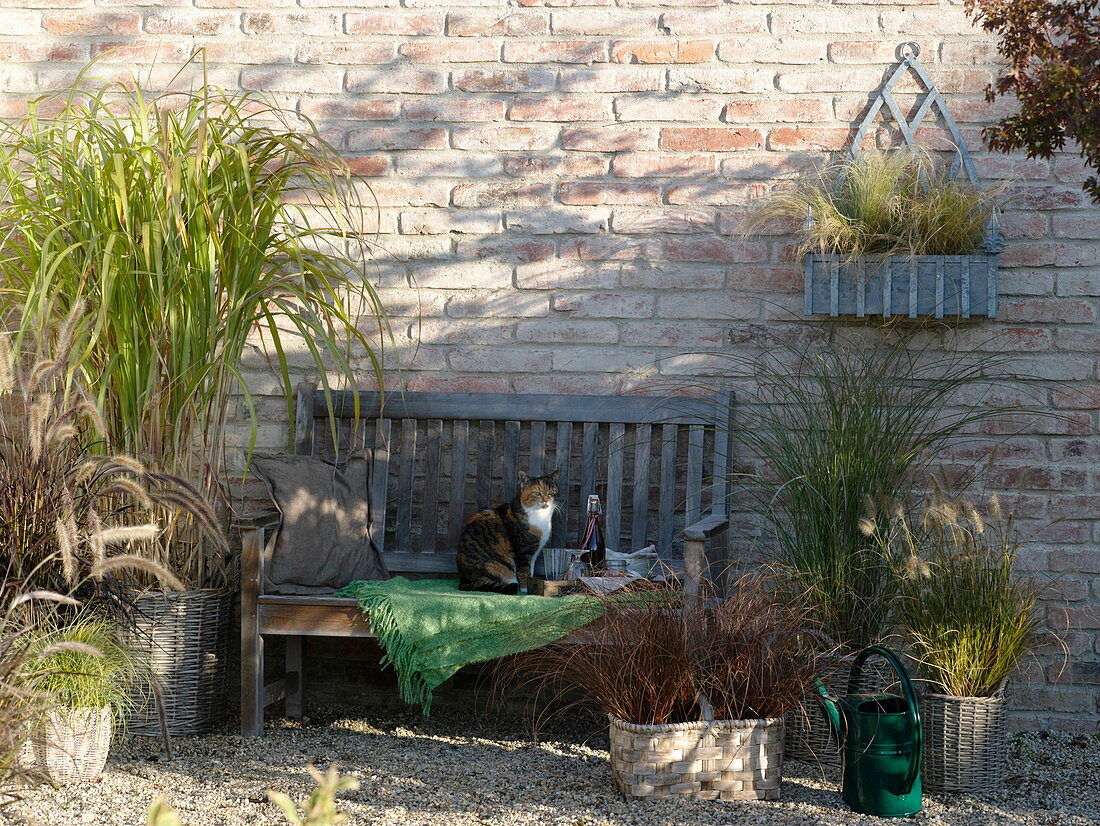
[813,677,842,739]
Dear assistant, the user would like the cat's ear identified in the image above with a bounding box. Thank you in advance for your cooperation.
[546,468,560,482]
[517,471,531,488]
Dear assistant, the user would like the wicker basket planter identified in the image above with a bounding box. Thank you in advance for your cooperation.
[785,698,842,766]
[922,689,1008,794]
[30,706,112,784]
[609,716,784,801]
[785,656,897,766]
[804,254,998,319]
[125,589,231,736]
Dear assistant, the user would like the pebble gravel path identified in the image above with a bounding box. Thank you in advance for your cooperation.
[4,704,1097,825]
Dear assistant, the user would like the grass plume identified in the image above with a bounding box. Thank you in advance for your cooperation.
[0,327,216,609]
[882,494,1044,697]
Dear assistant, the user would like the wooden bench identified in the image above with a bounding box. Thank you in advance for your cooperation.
[239,383,734,736]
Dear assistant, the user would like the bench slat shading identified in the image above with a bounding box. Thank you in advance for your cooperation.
[530,421,546,476]
[631,424,651,551]
[659,423,678,554]
[321,390,716,425]
[605,422,624,552]
[712,390,733,516]
[370,418,391,556]
[581,422,598,508]
[553,421,572,547]
[294,381,316,456]
[396,420,417,552]
[447,420,469,549]
[240,385,734,736]
[687,424,705,524]
[503,420,520,502]
[477,421,494,509]
[420,419,443,553]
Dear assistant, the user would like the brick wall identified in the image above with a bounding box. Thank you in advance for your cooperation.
[4,0,1098,731]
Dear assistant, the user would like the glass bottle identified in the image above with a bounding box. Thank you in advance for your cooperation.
[579,494,606,570]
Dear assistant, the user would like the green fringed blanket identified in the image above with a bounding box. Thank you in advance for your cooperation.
[336,577,603,712]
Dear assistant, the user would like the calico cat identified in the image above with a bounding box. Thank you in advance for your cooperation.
[456,470,559,594]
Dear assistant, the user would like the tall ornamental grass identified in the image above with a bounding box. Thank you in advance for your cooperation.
[885,493,1043,697]
[747,149,1003,260]
[0,60,387,587]
[731,331,1022,653]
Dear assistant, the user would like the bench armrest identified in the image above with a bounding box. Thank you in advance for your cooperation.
[683,513,729,541]
[682,513,729,603]
[232,509,281,530]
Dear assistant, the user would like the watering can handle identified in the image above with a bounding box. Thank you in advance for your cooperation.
[848,646,923,796]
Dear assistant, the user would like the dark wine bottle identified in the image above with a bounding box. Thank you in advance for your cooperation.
[579,494,606,570]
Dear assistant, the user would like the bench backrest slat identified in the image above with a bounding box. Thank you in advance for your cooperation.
[630,424,652,551]
[370,417,391,556]
[447,420,469,549]
[553,421,573,548]
[320,390,717,425]
[420,419,443,554]
[503,420,521,502]
[297,384,733,577]
[604,422,625,550]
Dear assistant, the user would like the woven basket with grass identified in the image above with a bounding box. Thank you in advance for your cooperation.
[922,688,1007,794]
[610,716,784,801]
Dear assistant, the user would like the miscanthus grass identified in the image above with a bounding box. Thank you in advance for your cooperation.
[0,56,388,587]
[723,330,1024,654]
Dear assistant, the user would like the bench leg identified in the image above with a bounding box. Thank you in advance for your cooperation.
[285,635,305,719]
[241,623,265,736]
[241,524,266,737]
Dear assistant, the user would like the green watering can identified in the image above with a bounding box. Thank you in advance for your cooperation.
[815,645,923,817]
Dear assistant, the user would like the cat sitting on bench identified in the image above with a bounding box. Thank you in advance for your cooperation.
[456,470,558,594]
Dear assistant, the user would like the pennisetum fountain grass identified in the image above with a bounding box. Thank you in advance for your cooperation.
[882,492,1044,697]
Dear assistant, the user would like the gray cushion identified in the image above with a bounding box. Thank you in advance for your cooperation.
[250,454,389,594]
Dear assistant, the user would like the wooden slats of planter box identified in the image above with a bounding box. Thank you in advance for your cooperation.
[609,717,784,801]
[804,254,998,319]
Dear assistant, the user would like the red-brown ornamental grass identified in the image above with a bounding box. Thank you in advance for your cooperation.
[502,575,821,726]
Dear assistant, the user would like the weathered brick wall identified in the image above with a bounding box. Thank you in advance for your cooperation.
[4,0,1098,731]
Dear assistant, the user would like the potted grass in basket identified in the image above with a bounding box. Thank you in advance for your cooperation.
[749,148,1005,318]
[877,493,1043,794]
[506,577,819,802]
[19,618,147,784]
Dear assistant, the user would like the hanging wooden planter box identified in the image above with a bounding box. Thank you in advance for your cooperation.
[804,253,998,319]
[798,43,1003,321]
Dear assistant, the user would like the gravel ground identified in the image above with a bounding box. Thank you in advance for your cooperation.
[4,704,1097,826]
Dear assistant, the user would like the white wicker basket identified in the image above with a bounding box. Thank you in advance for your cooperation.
[923,688,1008,794]
[609,716,784,801]
[30,706,112,784]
